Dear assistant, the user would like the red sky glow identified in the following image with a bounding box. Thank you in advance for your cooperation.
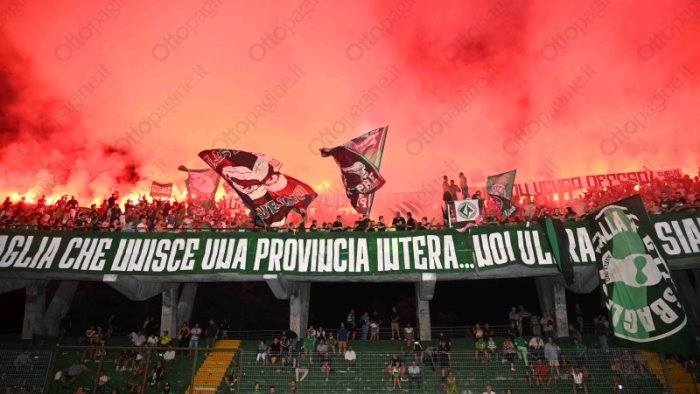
[1,0,699,209]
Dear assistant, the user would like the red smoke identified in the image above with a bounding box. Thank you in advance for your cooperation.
[1,0,699,206]
[0,40,143,203]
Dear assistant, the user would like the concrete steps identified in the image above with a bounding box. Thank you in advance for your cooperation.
[641,350,698,394]
[186,339,241,394]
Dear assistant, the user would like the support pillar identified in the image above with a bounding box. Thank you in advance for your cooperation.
[264,275,291,300]
[553,282,569,338]
[415,273,436,341]
[45,281,79,336]
[22,281,47,340]
[535,276,554,317]
[264,276,310,337]
[176,283,198,326]
[535,276,569,338]
[416,299,431,341]
[161,285,179,338]
[289,282,310,337]
[673,270,699,324]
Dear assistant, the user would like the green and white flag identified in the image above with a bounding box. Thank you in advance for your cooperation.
[451,199,480,224]
[587,195,698,354]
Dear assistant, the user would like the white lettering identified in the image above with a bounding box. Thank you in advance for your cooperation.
[167,239,186,272]
[181,239,199,270]
[412,236,426,270]
[253,239,270,271]
[267,239,284,272]
[655,222,680,255]
[443,236,458,269]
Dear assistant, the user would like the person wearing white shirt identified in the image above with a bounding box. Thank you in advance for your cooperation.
[543,337,561,378]
[83,326,97,345]
[528,335,544,360]
[189,323,202,356]
[571,366,586,393]
[136,218,148,232]
[403,324,415,347]
[483,384,496,394]
[131,331,146,347]
[407,360,421,389]
[163,347,176,364]
[344,347,357,370]
[97,370,110,393]
[146,334,158,347]
[316,340,329,356]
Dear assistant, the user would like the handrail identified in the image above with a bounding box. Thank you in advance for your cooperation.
[96,323,594,341]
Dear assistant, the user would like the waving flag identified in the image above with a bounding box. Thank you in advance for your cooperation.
[199,149,317,227]
[320,126,388,214]
[486,169,518,217]
[588,195,698,355]
[178,165,220,209]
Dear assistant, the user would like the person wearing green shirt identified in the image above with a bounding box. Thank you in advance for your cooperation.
[486,336,498,364]
[514,336,529,366]
[475,337,487,363]
[303,335,315,364]
[327,332,337,354]
[295,354,309,382]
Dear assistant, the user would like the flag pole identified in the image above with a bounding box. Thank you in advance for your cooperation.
[366,126,389,217]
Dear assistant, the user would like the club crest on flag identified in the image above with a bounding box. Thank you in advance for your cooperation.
[455,199,479,222]
[588,195,696,352]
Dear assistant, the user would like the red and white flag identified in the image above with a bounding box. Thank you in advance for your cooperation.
[320,126,388,214]
[199,149,317,226]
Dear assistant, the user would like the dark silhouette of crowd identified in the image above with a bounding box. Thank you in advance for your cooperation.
[1,173,698,232]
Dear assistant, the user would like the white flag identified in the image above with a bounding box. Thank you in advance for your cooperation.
[453,199,480,222]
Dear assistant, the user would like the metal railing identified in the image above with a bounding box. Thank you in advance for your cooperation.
[230,347,668,393]
[124,323,592,341]
[44,345,233,394]
[0,349,53,394]
[33,342,700,394]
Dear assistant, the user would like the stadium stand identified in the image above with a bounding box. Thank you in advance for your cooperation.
[31,335,700,394]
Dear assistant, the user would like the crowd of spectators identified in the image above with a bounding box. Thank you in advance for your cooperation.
[242,303,657,393]
[468,172,700,226]
[54,315,229,394]
[0,194,251,232]
[1,173,698,233]
[43,301,681,393]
